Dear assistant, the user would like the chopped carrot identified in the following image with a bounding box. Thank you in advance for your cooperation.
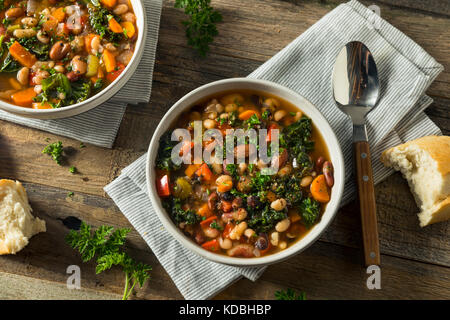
[108,17,123,33]
[11,88,37,107]
[201,239,220,252]
[42,16,58,35]
[9,78,22,90]
[185,164,201,178]
[266,123,279,142]
[52,7,65,23]
[9,41,36,68]
[238,109,259,120]
[101,0,117,8]
[56,23,69,36]
[90,76,98,84]
[221,201,232,213]
[102,49,116,73]
[84,34,96,53]
[198,203,213,218]
[195,163,213,182]
[259,242,272,256]
[217,180,232,193]
[97,66,105,79]
[310,174,330,203]
[32,102,53,109]
[121,21,135,38]
[200,216,218,228]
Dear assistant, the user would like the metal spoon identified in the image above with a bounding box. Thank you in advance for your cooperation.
[332,41,380,266]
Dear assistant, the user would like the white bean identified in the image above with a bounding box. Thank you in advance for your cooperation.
[300,176,313,187]
[270,231,279,246]
[244,228,255,238]
[37,30,50,44]
[13,28,36,38]
[21,17,38,27]
[271,198,287,211]
[229,222,247,240]
[278,241,287,250]
[54,65,65,73]
[34,85,42,94]
[275,218,291,233]
[274,110,287,121]
[17,67,29,86]
[219,237,232,250]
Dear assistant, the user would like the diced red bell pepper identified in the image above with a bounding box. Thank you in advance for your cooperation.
[266,123,279,142]
[200,215,218,228]
[156,174,170,197]
[201,239,220,252]
[222,222,234,239]
[106,63,126,82]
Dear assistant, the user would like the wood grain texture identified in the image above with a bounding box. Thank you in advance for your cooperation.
[354,141,380,266]
[0,0,448,299]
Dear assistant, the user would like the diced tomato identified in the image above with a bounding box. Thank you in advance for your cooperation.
[222,222,234,238]
[200,216,218,228]
[218,123,232,136]
[156,174,170,197]
[266,123,279,142]
[201,239,220,252]
[106,63,126,82]
[179,140,194,156]
[195,163,213,182]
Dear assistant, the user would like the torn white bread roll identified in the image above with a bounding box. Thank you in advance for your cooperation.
[381,135,450,227]
[0,179,46,254]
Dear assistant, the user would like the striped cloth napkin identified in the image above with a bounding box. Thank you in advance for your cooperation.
[0,0,162,148]
[105,0,443,299]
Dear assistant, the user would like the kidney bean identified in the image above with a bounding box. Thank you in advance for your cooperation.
[315,156,325,173]
[49,41,71,61]
[207,192,218,211]
[323,161,334,187]
[232,197,243,210]
[66,71,81,82]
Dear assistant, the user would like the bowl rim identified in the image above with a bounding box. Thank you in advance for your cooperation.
[146,78,345,266]
[0,0,146,115]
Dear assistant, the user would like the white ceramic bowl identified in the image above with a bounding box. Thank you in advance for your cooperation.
[0,0,146,119]
[146,78,345,266]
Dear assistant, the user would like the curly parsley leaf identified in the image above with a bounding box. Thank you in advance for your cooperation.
[42,141,64,165]
[66,222,151,300]
[275,288,307,300]
[174,0,222,56]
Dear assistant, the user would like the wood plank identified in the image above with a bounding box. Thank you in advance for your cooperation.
[217,240,450,300]
[0,271,120,300]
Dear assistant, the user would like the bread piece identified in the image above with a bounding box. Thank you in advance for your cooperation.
[381,135,450,227]
[0,179,46,254]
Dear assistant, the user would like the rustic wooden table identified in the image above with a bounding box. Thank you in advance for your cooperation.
[0,0,449,300]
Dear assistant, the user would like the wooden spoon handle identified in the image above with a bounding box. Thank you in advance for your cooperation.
[354,141,380,266]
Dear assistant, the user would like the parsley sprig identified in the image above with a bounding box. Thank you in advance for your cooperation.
[174,0,222,56]
[42,141,64,165]
[66,222,151,300]
[275,288,306,300]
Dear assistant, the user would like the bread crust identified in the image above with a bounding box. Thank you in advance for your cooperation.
[420,196,450,227]
[381,135,450,176]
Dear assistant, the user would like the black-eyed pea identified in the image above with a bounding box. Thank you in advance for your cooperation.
[54,65,65,73]
[207,111,217,120]
[215,103,224,113]
[121,12,136,23]
[232,208,247,221]
[274,109,287,121]
[204,227,219,238]
[5,7,24,20]
[275,218,291,233]
[71,55,87,75]
[300,175,313,187]
[271,198,287,211]
[238,163,247,174]
[37,30,50,44]
[17,67,29,86]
